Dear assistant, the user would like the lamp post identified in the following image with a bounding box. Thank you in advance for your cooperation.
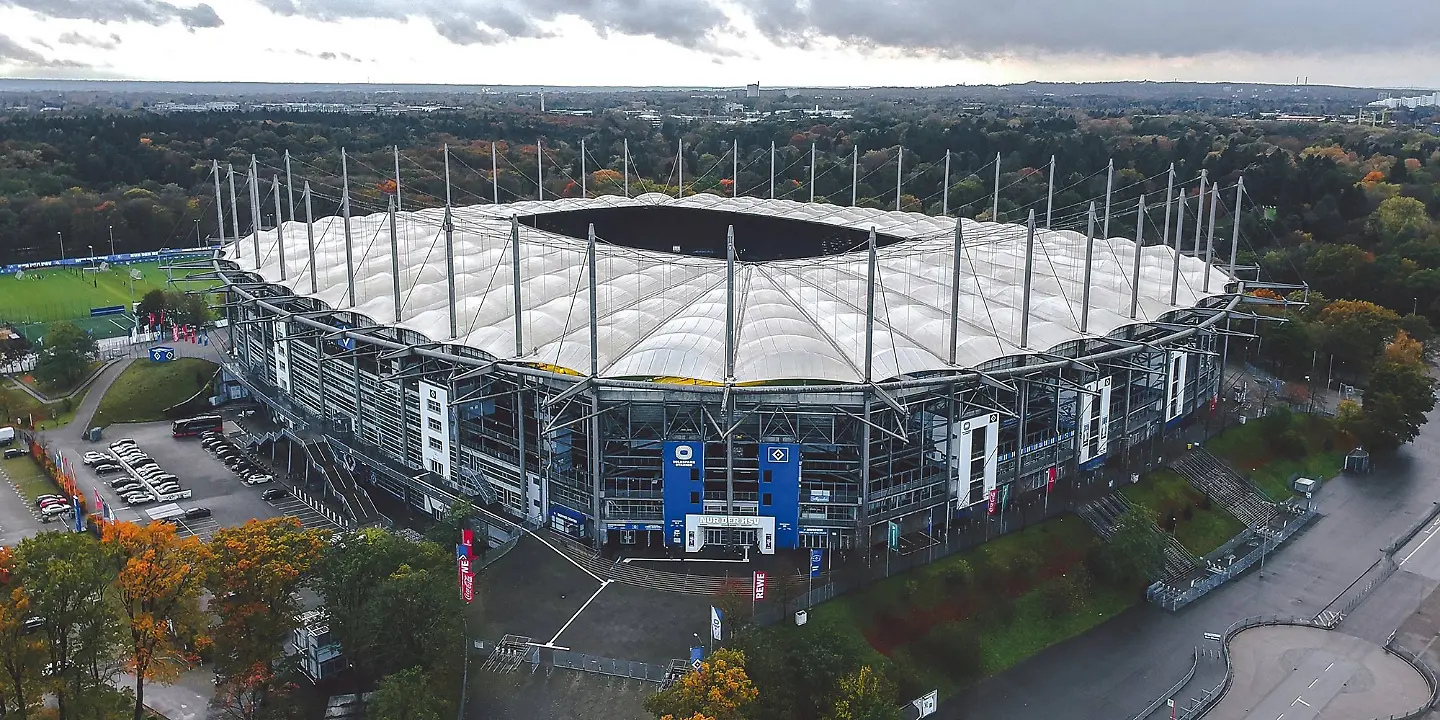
[108,224,115,256]
[56,231,65,261]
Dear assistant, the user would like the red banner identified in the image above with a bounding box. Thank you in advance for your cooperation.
[752,571,767,601]
[458,555,474,604]
[1046,466,1057,492]
[988,487,998,515]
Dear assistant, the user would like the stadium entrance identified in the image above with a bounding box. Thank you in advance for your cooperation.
[684,514,776,555]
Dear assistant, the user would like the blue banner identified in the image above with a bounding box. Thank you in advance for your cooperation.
[809,548,823,578]
[662,440,704,547]
[2,248,210,275]
[758,443,801,550]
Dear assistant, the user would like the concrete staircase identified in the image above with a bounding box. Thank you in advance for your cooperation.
[303,438,381,527]
[1171,448,1279,529]
[1078,493,1204,584]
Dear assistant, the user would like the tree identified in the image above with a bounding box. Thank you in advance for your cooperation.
[1099,505,1166,585]
[1374,196,1431,240]
[645,648,758,720]
[103,521,211,720]
[34,321,97,389]
[741,622,862,720]
[13,532,122,720]
[314,529,463,681]
[137,289,167,318]
[423,499,475,547]
[368,667,450,720]
[828,666,900,720]
[1316,300,1401,368]
[1358,339,1437,452]
[206,518,325,680]
[0,549,44,720]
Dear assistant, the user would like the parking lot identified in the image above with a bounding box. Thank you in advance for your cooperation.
[53,420,341,539]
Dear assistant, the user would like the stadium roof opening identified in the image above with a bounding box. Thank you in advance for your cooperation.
[521,204,901,260]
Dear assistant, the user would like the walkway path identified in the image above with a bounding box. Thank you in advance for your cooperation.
[71,357,133,429]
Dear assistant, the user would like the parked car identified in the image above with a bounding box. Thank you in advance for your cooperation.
[40,503,70,517]
[123,494,152,506]
[184,507,212,520]
[82,452,109,465]
[2,448,24,459]
[260,487,288,501]
[93,463,123,475]
[34,494,63,507]
[243,475,273,486]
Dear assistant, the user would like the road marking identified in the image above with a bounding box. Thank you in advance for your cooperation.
[1292,696,1310,707]
[1325,662,1334,672]
[623,557,749,564]
[1308,678,1319,688]
[548,580,610,645]
[1400,517,1440,565]
[526,529,604,582]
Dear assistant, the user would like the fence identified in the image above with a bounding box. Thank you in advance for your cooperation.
[550,650,671,684]
[1382,639,1440,720]
[1128,647,1199,720]
[1147,503,1317,611]
[1175,615,1326,720]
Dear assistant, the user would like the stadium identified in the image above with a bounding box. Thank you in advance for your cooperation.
[211,174,1246,555]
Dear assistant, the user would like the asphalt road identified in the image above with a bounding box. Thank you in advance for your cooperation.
[945,397,1440,720]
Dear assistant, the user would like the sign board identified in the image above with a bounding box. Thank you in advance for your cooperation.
[753,571,767,601]
[887,521,900,550]
[710,606,723,641]
[149,346,176,362]
[913,690,938,718]
[809,549,823,578]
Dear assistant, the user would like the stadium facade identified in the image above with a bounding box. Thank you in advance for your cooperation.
[213,171,1248,554]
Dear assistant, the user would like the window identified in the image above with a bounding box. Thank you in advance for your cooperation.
[428,459,443,474]
[762,469,772,483]
[690,468,700,482]
[426,399,442,414]
[428,436,443,451]
[427,417,442,432]
[762,493,772,506]
[689,491,700,505]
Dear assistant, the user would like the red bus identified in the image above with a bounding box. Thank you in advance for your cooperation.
[172,414,223,437]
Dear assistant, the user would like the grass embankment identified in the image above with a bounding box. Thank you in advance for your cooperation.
[16,360,104,398]
[1,453,58,502]
[1,381,89,430]
[1122,468,1245,557]
[90,357,217,427]
[1205,413,1348,500]
[800,516,1140,700]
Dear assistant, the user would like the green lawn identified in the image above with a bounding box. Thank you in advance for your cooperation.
[1,453,59,502]
[1205,414,1348,500]
[797,516,1140,699]
[1122,468,1245,556]
[17,360,104,398]
[90,357,218,427]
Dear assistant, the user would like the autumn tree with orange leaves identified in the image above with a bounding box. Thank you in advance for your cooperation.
[205,518,326,720]
[103,521,210,720]
[645,648,757,720]
[0,547,45,720]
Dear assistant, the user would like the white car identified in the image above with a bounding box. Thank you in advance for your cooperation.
[82,452,109,465]
[243,475,273,486]
[40,504,70,517]
[123,494,152,506]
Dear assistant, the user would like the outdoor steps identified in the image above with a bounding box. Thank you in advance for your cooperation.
[1077,493,1201,583]
[1171,449,1279,529]
[303,439,381,527]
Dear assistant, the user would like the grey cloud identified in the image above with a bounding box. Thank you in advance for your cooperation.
[0,0,223,30]
[740,0,1440,59]
[255,0,729,50]
[29,37,51,49]
[0,33,86,67]
[58,31,123,49]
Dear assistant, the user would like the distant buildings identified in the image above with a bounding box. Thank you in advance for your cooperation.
[150,101,458,114]
[1368,92,1440,110]
[745,82,760,98]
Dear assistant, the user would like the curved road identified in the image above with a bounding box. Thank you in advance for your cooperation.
[946,396,1440,720]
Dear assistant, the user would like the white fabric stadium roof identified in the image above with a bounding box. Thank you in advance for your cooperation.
[227,193,1231,384]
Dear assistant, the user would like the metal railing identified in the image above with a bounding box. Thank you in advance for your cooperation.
[550,650,671,684]
[1381,639,1440,720]
[1128,647,1199,720]
[1147,502,1317,611]
[1175,615,1326,720]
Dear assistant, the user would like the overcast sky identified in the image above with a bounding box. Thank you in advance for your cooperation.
[0,0,1436,88]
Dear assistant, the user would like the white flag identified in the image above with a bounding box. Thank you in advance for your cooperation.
[710,606,723,641]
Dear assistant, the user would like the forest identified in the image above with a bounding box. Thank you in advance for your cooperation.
[1,106,1438,341]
